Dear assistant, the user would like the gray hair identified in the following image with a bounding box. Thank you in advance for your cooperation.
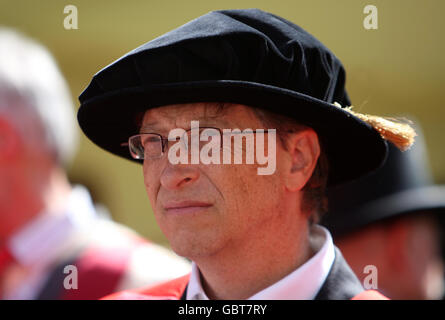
[0,27,77,166]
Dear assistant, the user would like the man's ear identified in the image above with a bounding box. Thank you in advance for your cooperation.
[0,116,21,161]
[284,128,320,192]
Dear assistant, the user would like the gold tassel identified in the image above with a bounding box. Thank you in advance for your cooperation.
[333,102,417,151]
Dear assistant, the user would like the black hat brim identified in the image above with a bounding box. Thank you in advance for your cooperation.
[325,185,445,237]
[77,79,387,186]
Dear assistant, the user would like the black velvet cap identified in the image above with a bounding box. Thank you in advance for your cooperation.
[77,8,387,185]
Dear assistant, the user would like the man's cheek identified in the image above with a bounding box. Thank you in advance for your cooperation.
[147,183,158,203]
[217,164,253,196]
[143,163,160,189]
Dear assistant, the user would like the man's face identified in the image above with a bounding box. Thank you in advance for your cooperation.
[141,103,290,259]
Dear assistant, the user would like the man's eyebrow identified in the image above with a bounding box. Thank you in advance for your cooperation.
[139,117,233,133]
[139,123,163,133]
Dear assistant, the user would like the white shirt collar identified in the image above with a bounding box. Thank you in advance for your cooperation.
[187,224,335,300]
[6,185,97,268]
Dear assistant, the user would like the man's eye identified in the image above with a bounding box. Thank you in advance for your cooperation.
[142,136,161,146]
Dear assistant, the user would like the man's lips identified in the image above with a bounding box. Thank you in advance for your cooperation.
[163,201,213,215]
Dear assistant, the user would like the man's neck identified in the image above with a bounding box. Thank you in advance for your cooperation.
[41,167,72,215]
[194,218,313,300]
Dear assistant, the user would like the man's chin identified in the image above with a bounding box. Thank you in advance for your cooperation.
[168,235,224,261]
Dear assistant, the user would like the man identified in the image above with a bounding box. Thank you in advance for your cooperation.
[0,28,190,300]
[77,9,415,300]
[323,128,445,300]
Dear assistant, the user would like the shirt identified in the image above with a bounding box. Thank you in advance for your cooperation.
[186,224,335,300]
[1,186,98,299]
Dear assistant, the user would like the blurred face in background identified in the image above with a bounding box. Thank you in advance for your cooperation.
[0,102,55,243]
[336,212,444,300]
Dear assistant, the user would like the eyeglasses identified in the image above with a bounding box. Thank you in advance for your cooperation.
[122,127,223,160]
[122,127,271,160]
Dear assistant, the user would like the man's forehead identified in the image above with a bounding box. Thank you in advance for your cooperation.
[141,102,260,130]
[143,102,222,121]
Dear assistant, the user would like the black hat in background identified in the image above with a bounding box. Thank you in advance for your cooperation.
[77,8,388,186]
[323,125,445,238]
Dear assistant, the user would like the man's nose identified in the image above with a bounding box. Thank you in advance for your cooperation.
[160,163,200,190]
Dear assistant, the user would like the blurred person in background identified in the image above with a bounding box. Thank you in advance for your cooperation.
[0,28,190,300]
[323,126,445,300]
